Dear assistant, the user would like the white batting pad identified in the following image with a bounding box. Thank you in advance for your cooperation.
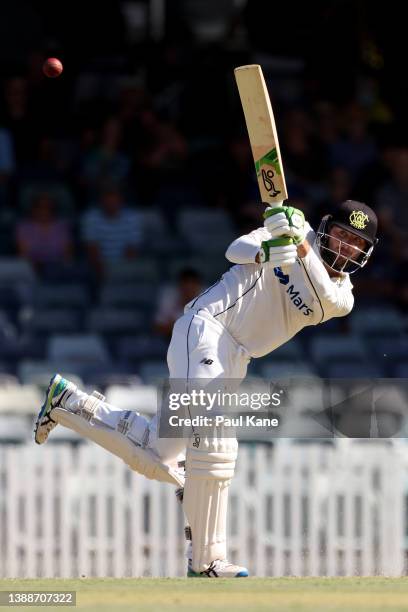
[183,433,237,571]
[52,407,184,488]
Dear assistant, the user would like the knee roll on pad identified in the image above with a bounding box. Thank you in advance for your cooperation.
[183,435,238,572]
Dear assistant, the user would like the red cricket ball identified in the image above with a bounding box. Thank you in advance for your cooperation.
[43,57,63,78]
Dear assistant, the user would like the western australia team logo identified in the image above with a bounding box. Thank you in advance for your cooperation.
[349,210,369,230]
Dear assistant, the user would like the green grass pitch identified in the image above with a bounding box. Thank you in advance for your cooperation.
[1,577,408,611]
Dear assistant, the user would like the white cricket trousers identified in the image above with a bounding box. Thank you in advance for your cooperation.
[152,308,251,462]
[91,308,251,464]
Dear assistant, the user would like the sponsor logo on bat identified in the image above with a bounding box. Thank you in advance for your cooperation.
[255,148,282,198]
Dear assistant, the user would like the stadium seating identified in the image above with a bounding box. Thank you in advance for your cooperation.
[394,362,408,378]
[324,361,385,378]
[105,384,158,415]
[138,360,169,384]
[100,283,157,308]
[104,260,160,283]
[309,334,367,364]
[0,258,35,285]
[20,308,82,335]
[115,335,167,363]
[260,361,318,379]
[47,333,110,364]
[32,284,90,309]
[18,360,85,387]
[87,308,146,335]
[349,306,404,336]
[177,209,234,253]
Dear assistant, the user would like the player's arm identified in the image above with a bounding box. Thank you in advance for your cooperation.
[225,227,271,264]
[297,239,354,321]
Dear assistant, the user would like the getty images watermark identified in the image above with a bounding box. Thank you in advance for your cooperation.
[157,378,408,439]
[166,388,282,428]
[157,379,287,437]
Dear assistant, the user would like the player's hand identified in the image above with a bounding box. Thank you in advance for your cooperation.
[263,206,290,238]
[259,237,297,267]
[282,206,306,245]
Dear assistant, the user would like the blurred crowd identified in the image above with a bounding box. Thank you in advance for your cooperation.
[0,0,407,384]
[0,54,407,309]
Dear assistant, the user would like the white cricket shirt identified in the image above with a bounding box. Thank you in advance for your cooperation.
[184,224,354,358]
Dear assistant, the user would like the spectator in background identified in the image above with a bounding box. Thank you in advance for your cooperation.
[81,184,142,279]
[135,107,187,203]
[16,192,73,271]
[329,103,378,180]
[312,167,352,227]
[80,116,131,199]
[282,108,329,200]
[154,268,203,339]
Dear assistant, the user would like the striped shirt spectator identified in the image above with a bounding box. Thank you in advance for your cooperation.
[81,187,143,277]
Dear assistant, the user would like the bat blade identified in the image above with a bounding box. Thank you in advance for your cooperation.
[234,64,288,204]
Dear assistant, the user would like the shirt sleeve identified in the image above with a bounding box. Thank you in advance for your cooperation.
[298,246,354,322]
[225,227,270,264]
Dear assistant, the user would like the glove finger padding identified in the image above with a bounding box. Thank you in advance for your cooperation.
[259,237,297,266]
[283,206,306,245]
[263,211,290,238]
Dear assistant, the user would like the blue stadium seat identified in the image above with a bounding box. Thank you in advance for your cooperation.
[260,361,318,379]
[47,333,110,364]
[0,258,35,285]
[324,361,385,378]
[105,384,158,415]
[105,260,160,283]
[87,308,146,335]
[139,209,185,254]
[310,334,367,364]
[100,283,157,308]
[366,335,408,363]
[349,307,404,336]
[260,338,305,362]
[81,366,141,391]
[115,335,168,362]
[177,209,234,253]
[138,360,168,384]
[18,360,85,386]
[394,362,408,378]
[167,256,229,283]
[33,284,90,309]
[20,308,81,334]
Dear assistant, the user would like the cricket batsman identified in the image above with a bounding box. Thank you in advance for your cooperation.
[34,199,378,577]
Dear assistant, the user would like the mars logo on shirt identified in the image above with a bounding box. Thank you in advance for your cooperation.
[273,267,313,316]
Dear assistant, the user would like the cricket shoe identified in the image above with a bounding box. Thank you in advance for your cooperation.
[187,559,249,578]
[34,374,77,445]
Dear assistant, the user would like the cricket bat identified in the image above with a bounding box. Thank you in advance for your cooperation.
[234,64,288,206]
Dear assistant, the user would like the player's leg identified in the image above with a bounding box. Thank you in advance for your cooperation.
[165,310,250,577]
[34,374,184,487]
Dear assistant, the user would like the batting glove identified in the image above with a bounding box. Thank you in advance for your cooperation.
[282,206,306,245]
[263,206,290,238]
[259,236,297,267]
